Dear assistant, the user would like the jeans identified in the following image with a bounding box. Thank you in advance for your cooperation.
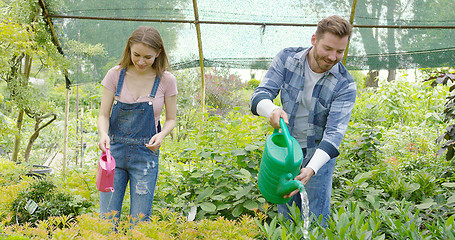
[99,141,159,222]
[277,157,336,227]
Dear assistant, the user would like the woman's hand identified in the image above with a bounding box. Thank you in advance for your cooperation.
[145,133,165,151]
[98,134,110,152]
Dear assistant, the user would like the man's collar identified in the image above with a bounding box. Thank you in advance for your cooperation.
[294,47,312,63]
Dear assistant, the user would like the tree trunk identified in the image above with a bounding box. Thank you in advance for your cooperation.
[12,109,24,162]
[365,70,379,88]
[24,113,57,162]
[11,54,32,162]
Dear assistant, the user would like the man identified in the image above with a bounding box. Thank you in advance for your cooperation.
[250,15,356,226]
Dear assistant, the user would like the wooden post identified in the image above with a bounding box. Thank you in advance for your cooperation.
[342,0,358,66]
[80,107,84,167]
[76,84,79,165]
[63,87,69,178]
[192,0,206,110]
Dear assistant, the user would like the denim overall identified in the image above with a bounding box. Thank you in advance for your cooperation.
[100,68,160,222]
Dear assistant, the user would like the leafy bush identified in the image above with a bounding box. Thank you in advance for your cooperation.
[328,71,455,239]
[258,199,455,240]
[156,109,272,220]
[246,78,260,90]
[1,212,264,239]
[343,120,383,174]
[350,78,446,128]
[425,72,455,160]
[0,160,32,225]
[10,178,93,226]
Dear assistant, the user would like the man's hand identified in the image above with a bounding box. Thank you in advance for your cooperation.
[283,167,315,198]
[269,108,289,129]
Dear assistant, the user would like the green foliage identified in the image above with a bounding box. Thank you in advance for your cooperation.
[349,70,368,90]
[57,165,97,204]
[324,70,455,239]
[0,159,32,225]
[344,119,383,173]
[0,0,106,163]
[246,78,261,90]
[0,0,68,74]
[158,148,264,220]
[258,199,455,240]
[63,40,107,85]
[351,78,446,128]
[157,109,270,220]
[0,159,28,187]
[1,212,264,239]
[10,178,93,226]
[173,68,201,112]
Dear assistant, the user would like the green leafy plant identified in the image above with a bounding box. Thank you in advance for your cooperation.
[1,212,264,239]
[156,108,270,220]
[10,178,92,226]
[246,78,260,90]
[157,143,266,220]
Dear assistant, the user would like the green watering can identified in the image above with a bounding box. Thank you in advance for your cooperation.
[258,118,304,204]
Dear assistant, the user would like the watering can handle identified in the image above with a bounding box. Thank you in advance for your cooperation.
[279,118,294,169]
[106,148,112,164]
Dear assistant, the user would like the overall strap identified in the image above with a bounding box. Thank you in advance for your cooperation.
[149,75,161,98]
[115,68,127,97]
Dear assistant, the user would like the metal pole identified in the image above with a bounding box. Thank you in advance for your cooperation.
[192,0,206,110]
[48,14,455,29]
[343,0,358,66]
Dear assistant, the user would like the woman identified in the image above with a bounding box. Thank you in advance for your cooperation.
[97,26,177,222]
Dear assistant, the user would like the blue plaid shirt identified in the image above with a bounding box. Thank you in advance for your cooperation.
[251,47,357,160]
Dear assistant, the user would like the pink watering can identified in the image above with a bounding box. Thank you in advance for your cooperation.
[96,148,115,192]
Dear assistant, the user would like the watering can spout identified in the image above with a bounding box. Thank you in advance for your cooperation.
[276,173,305,196]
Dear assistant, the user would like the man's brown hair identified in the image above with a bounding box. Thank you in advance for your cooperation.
[315,15,352,39]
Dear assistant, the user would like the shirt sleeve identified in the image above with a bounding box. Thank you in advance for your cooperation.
[257,99,280,118]
[250,49,286,115]
[306,148,331,174]
[101,67,120,93]
[162,72,178,97]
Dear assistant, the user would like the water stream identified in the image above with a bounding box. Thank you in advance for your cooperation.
[300,190,310,238]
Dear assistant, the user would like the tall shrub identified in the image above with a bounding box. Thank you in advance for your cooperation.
[425,72,455,160]
[203,68,247,115]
